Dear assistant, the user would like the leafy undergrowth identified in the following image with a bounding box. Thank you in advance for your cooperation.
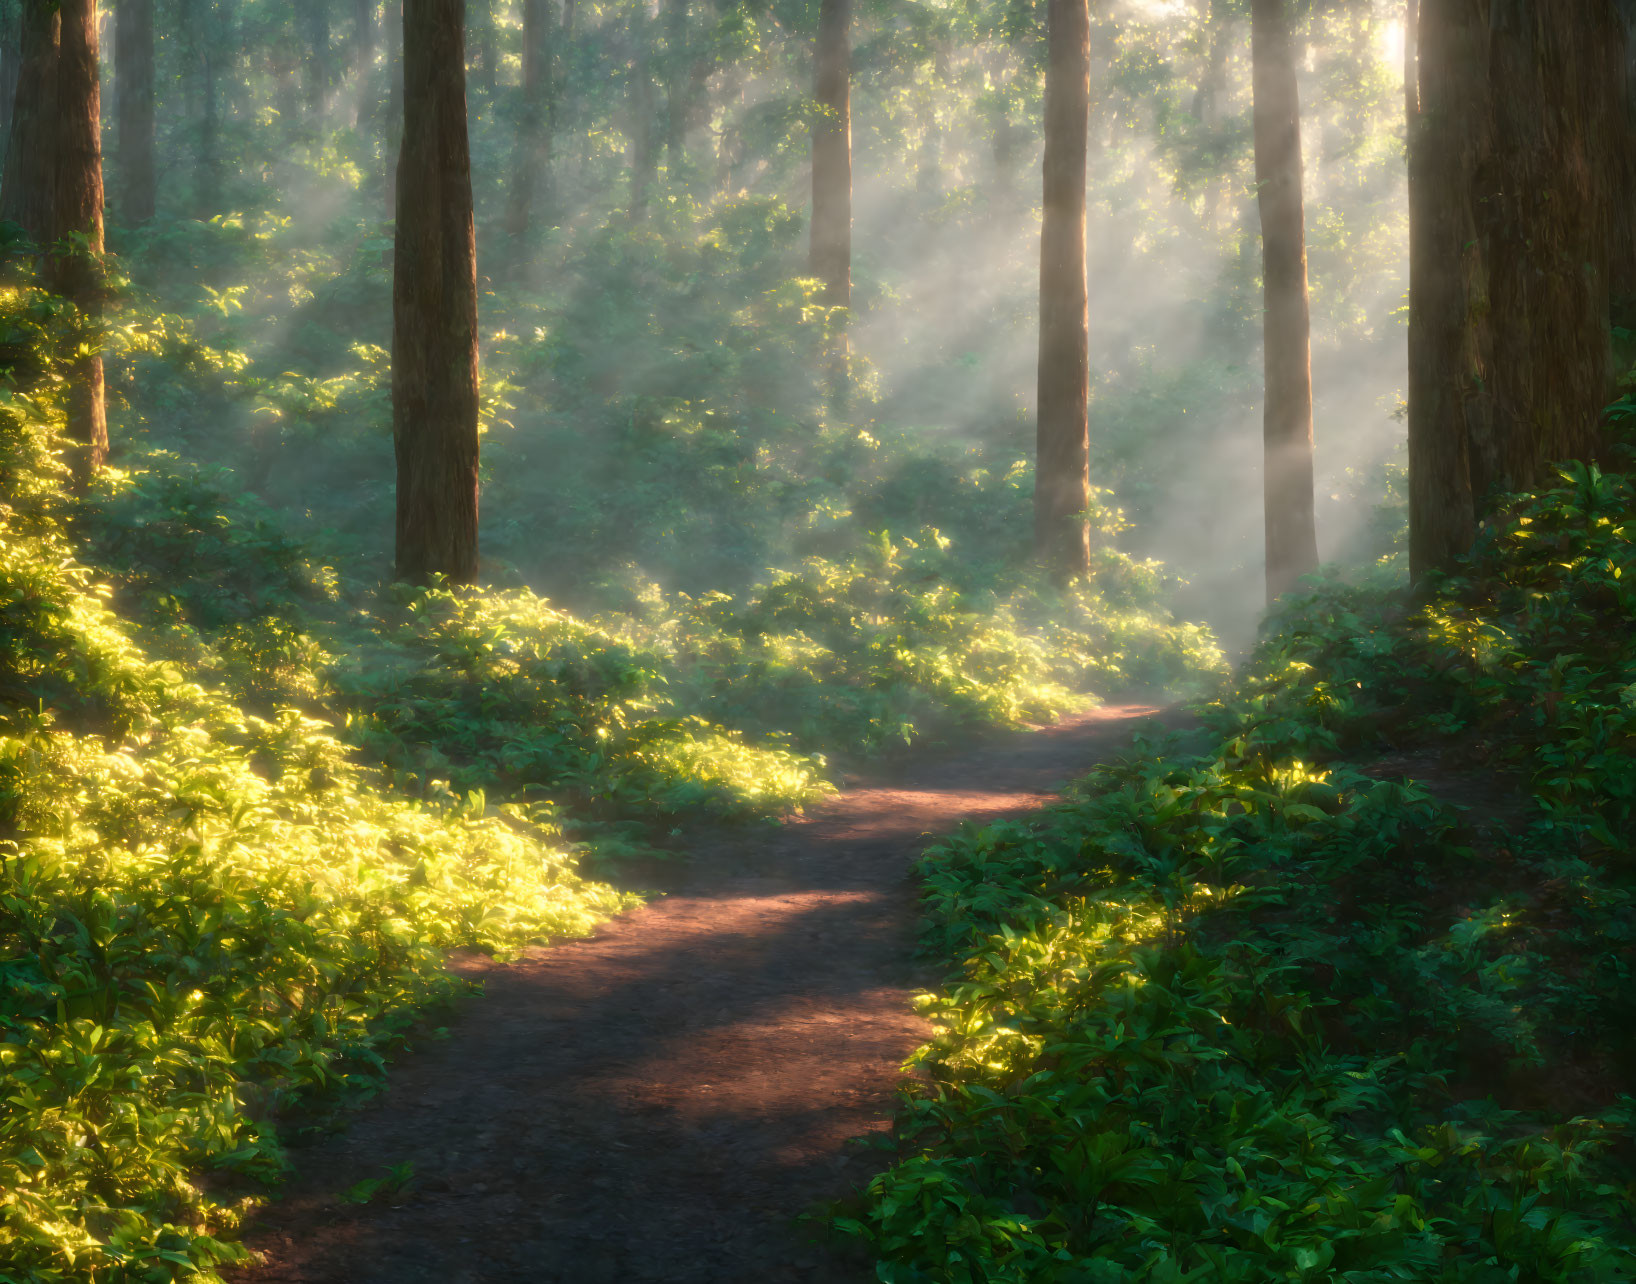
[0,276,1221,1281]
[0,391,642,1275]
[846,462,1636,1280]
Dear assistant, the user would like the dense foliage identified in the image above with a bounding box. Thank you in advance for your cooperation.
[0,215,1216,1278]
[843,462,1636,1279]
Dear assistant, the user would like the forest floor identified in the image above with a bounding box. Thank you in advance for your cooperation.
[231,704,1176,1284]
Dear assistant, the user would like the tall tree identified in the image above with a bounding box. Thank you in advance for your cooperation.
[115,0,155,222]
[1408,0,1626,581]
[629,0,656,220]
[47,0,106,482]
[504,0,555,240]
[0,6,23,167]
[663,0,688,160]
[302,0,332,113]
[393,0,480,583]
[0,0,58,243]
[1250,0,1318,602]
[810,0,851,369]
[1034,0,1090,581]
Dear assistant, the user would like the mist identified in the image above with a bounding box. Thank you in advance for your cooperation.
[93,0,1413,657]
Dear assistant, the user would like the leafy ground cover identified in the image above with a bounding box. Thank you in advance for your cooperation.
[0,266,1221,1281]
[844,461,1636,1280]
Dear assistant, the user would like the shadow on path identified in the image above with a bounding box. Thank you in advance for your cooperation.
[235,705,1175,1283]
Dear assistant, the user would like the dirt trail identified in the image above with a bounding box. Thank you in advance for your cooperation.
[236,705,1170,1284]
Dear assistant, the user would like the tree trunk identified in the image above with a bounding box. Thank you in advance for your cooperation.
[810,0,850,313]
[0,1,58,245]
[504,0,554,240]
[630,0,656,221]
[1250,0,1319,602]
[394,0,479,584]
[1408,0,1625,581]
[115,0,155,222]
[394,0,480,583]
[304,0,331,113]
[0,8,23,169]
[1607,0,1636,302]
[47,0,106,483]
[663,0,687,160]
[1034,0,1090,581]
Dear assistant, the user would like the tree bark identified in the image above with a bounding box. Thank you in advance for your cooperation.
[1251,0,1319,602]
[630,0,656,221]
[115,0,155,223]
[810,0,851,312]
[1408,0,1625,581]
[47,0,106,483]
[394,0,480,584]
[504,0,555,240]
[1034,0,1091,581]
[663,0,688,160]
[0,1,59,245]
[0,7,23,170]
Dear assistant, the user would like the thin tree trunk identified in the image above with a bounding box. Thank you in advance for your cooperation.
[630,0,656,221]
[1251,0,1318,602]
[0,1,59,244]
[1034,0,1091,581]
[393,0,479,584]
[663,0,687,160]
[810,0,851,310]
[504,0,554,240]
[115,0,155,222]
[198,20,220,214]
[48,0,106,483]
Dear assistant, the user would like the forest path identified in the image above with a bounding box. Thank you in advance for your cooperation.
[235,704,1172,1284]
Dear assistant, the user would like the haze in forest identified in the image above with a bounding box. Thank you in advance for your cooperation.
[9,0,1416,654]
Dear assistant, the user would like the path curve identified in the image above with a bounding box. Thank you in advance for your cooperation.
[235,705,1169,1283]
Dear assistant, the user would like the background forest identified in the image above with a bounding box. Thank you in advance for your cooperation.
[2,0,1635,1280]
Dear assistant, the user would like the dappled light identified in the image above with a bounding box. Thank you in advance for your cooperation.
[2,0,1634,1279]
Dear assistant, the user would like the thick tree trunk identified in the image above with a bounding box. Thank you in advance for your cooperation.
[809,0,850,313]
[1034,0,1091,581]
[1250,0,1319,602]
[1606,0,1636,302]
[504,0,554,240]
[1408,0,1624,581]
[115,0,155,222]
[0,8,23,169]
[47,0,106,483]
[393,0,480,584]
[0,1,59,244]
